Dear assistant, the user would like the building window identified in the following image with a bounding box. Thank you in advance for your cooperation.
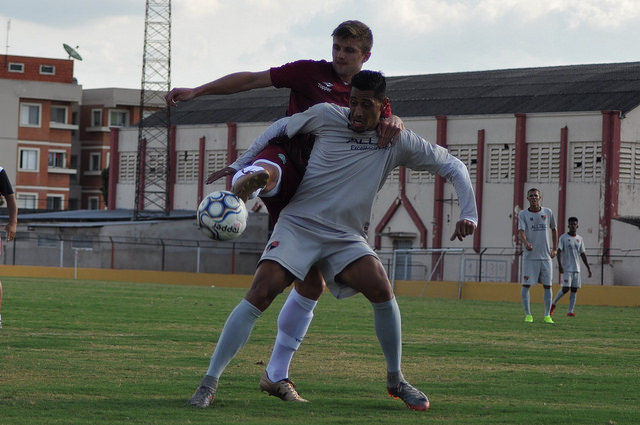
[91,109,102,127]
[177,150,200,183]
[37,235,59,248]
[20,103,42,127]
[50,106,68,124]
[206,151,228,185]
[19,148,39,171]
[488,144,515,183]
[119,152,137,182]
[8,63,24,73]
[527,144,560,182]
[88,196,100,210]
[88,152,101,171]
[619,143,640,183]
[448,145,478,180]
[147,153,167,179]
[570,142,602,182]
[17,193,37,209]
[109,110,129,127]
[48,151,66,168]
[39,65,56,75]
[46,195,64,210]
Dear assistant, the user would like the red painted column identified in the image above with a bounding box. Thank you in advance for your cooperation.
[168,125,177,212]
[108,128,120,210]
[432,116,447,279]
[601,111,621,263]
[474,129,485,253]
[198,136,206,204]
[511,114,527,282]
[558,126,569,236]
[226,123,238,191]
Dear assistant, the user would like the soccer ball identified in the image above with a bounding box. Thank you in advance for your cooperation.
[197,191,248,241]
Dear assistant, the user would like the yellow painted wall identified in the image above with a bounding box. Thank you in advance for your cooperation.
[2,265,639,307]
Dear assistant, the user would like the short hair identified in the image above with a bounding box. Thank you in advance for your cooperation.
[332,20,373,54]
[351,70,386,100]
[527,188,541,196]
[568,216,579,224]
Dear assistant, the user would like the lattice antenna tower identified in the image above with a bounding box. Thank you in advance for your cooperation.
[134,0,172,219]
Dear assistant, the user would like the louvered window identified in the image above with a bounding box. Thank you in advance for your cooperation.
[619,143,640,183]
[570,143,601,182]
[119,153,137,182]
[488,144,515,182]
[176,150,200,183]
[528,144,560,182]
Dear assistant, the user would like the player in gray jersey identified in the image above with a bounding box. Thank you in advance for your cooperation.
[550,217,592,317]
[188,70,477,411]
[517,188,558,324]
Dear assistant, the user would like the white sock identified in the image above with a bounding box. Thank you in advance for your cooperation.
[544,286,553,316]
[372,297,402,375]
[265,288,317,381]
[521,286,531,316]
[206,299,262,378]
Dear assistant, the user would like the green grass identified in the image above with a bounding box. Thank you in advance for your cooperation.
[1,277,639,424]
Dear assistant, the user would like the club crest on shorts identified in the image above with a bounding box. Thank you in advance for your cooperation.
[265,241,280,253]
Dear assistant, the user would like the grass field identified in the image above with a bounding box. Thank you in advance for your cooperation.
[1,277,639,425]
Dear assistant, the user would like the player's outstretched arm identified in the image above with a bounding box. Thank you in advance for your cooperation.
[206,167,236,185]
[165,70,273,106]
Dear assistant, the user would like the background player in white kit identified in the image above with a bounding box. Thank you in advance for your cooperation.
[188,70,477,411]
[551,217,592,317]
[517,188,558,324]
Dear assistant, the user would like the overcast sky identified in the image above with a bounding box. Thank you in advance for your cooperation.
[2,0,640,90]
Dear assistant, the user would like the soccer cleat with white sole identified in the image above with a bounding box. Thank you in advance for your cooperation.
[232,169,269,202]
[259,372,308,402]
[188,375,218,408]
[387,381,430,411]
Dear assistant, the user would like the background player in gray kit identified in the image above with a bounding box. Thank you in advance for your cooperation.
[187,70,477,411]
[550,217,592,317]
[517,188,558,324]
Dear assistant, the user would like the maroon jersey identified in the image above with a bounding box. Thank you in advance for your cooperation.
[270,60,352,114]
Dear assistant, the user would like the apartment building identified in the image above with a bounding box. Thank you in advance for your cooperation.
[0,54,81,210]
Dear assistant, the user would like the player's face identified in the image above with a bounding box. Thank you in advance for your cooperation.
[332,37,371,82]
[568,220,578,234]
[349,88,387,132]
[527,190,541,210]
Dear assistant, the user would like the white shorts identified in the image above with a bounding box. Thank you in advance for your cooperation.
[522,259,553,286]
[561,271,581,288]
[260,215,377,299]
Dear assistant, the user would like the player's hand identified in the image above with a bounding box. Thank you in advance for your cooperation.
[165,88,196,106]
[206,166,236,184]
[4,222,16,241]
[377,115,404,147]
[550,249,557,258]
[558,266,564,275]
[587,270,592,278]
[525,242,533,251]
[450,219,476,241]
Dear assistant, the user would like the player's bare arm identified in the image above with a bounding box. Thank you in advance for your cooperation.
[3,193,17,242]
[550,228,558,258]
[377,115,404,147]
[518,229,533,250]
[206,167,236,185]
[165,70,273,106]
[449,219,476,241]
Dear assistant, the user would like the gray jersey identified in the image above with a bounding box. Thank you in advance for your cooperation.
[282,103,477,234]
[518,207,556,260]
[558,233,586,272]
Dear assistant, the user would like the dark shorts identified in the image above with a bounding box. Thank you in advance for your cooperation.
[254,134,314,223]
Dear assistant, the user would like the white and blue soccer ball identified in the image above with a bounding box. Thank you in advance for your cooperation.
[197,191,248,241]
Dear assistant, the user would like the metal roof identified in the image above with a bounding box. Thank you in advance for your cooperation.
[145,61,640,126]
